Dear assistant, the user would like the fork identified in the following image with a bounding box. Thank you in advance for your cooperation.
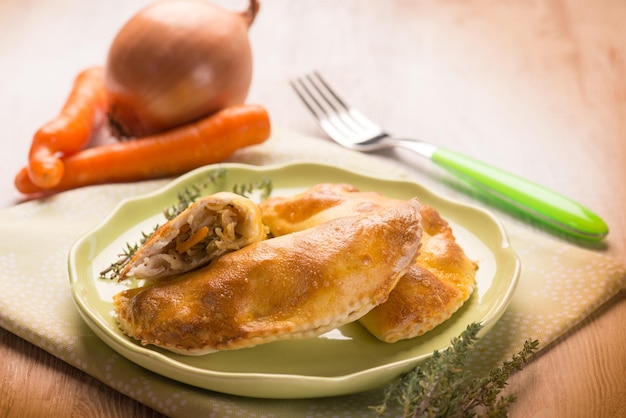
[290,72,608,240]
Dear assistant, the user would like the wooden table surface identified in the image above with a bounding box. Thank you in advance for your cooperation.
[1,0,624,417]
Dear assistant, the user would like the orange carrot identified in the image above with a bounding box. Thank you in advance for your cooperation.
[176,226,209,253]
[15,104,271,195]
[27,66,107,189]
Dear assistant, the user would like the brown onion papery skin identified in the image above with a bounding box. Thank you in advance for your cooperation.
[105,0,258,138]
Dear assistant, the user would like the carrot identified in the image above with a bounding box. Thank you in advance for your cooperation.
[15,104,271,195]
[27,66,107,189]
[176,226,209,253]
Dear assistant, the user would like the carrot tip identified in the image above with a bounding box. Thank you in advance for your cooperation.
[27,158,65,189]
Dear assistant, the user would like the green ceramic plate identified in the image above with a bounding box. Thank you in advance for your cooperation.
[69,161,520,399]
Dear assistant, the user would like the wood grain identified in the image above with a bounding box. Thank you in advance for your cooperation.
[0,328,164,418]
[0,0,624,417]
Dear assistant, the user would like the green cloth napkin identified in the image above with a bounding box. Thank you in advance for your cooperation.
[1,129,624,417]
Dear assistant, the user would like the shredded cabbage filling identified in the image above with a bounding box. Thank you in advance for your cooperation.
[168,204,246,269]
[127,200,264,280]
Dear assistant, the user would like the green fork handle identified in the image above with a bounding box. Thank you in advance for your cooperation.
[431,147,608,240]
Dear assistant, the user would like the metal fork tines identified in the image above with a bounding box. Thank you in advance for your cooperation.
[289,71,609,240]
[290,72,390,150]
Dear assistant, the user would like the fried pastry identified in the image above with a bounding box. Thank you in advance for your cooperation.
[260,183,385,236]
[113,198,423,355]
[259,183,477,343]
[119,191,267,281]
[360,205,477,342]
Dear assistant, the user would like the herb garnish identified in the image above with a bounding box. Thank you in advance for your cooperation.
[162,167,228,221]
[371,322,539,418]
[99,168,273,280]
[232,177,273,201]
[98,229,157,281]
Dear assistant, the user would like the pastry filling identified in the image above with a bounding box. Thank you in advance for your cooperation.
[135,204,250,278]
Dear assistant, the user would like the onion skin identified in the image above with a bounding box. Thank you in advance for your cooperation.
[105,0,260,138]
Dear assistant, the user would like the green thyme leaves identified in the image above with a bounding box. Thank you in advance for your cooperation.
[371,322,539,418]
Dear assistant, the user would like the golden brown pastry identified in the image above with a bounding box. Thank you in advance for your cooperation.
[260,183,387,236]
[360,205,477,342]
[119,192,267,281]
[113,198,423,355]
[259,183,477,343]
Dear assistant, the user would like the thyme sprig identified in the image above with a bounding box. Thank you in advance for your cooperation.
[163,167,228,220]
[371,322,539,418]
[232,177,273,201]
[98,229,156,280]
[98,168,273,281]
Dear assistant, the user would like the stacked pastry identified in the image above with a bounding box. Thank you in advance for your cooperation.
[259,184,478,343]
[113,184,477,355]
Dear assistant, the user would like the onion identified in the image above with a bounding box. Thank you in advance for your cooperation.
[104,0,260,138]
